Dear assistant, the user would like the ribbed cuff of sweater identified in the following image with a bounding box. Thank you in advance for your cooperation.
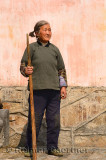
[20,62,28,77]
[58,69,68,87]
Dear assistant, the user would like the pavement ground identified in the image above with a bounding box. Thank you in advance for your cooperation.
[0,147,105,160]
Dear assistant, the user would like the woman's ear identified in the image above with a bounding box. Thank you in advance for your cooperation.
[35,31,39,38]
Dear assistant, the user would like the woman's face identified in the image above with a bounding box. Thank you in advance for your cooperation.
[36,24,52,43]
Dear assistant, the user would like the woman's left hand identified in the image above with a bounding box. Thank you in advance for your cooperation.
[60,87,67,99]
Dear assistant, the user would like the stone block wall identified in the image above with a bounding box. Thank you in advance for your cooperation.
[0,86,106,149]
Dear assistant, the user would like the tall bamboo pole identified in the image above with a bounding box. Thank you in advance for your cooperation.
[26,34,37,160]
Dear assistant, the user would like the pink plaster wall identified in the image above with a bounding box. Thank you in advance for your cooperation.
[0,0,106,86]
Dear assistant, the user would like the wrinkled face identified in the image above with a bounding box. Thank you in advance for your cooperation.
[36,24,52,43]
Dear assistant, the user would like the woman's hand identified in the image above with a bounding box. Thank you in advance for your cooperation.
[25,66,33,75]
[60,87,67,99]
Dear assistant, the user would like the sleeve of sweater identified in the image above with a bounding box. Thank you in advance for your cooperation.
[20,44,33,77]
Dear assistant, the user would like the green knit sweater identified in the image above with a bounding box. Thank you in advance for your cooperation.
[20,41,66,90]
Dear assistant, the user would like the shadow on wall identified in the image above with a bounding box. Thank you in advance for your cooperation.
[17,118,47,149]
[0,100,3,109]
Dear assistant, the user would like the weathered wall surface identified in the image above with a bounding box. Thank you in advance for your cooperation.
[0,86,106,148]
[0,0,106,86]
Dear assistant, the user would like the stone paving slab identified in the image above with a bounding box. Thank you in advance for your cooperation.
[0,148,106,160]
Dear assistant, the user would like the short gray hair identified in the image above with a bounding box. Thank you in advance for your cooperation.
[29,20,49,37]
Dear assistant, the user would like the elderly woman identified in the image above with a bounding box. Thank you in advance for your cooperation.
[20,20,67,156]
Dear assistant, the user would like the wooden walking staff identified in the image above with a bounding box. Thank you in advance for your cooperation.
[26,33,37,160]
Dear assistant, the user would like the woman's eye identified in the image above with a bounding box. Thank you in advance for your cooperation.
[43,29,51,32]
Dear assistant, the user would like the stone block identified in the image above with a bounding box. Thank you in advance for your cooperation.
[3,102,23,113]
[74,135,106,148]
[9,113,28,147]
[60,87,96,108]
[58,129,72,148]
[9,114,28,135]
[9,134,22,147]
[0,88,24,103]
[60,104,81,127]
[74,111,106,134]
[0,109,9,147]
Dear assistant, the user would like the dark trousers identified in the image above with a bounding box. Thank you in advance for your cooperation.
[27,89,60,150]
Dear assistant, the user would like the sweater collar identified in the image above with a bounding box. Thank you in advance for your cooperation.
[37,40,50,47]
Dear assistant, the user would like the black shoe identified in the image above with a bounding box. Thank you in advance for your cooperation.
[48,148,63,157]
[24,151,33,157]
